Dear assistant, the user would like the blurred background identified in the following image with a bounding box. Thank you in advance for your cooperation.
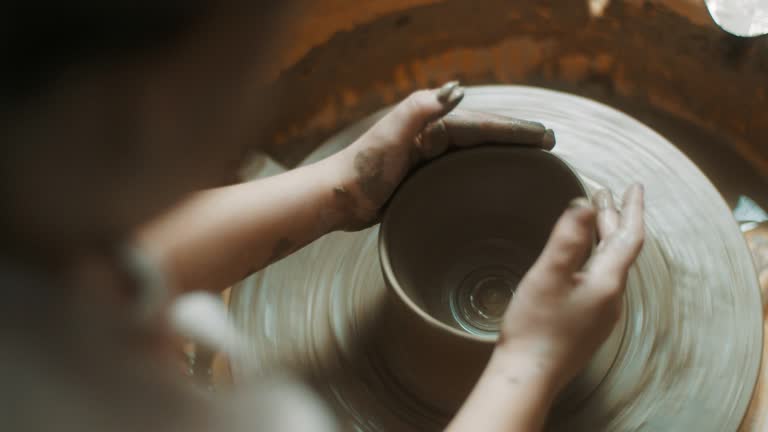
[255,0,768,213]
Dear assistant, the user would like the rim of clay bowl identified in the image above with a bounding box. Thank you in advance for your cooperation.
[378,145,590,344]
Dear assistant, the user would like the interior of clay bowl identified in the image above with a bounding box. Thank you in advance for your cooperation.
[380,146,587,338]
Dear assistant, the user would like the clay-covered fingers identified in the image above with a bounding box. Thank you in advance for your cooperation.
[530,198,597,282]
[587,184,645,291]
[416,109,556,159]
[363,81,464,150]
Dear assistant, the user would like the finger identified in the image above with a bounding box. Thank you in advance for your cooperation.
[594,188,619,240]
[363,81,464,150]
[618,184,645,240]
[530,198,596,281]
[587,184,645,286]
[417,110,555,159]
[446,109,555,148]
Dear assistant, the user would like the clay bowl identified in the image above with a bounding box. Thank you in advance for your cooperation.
[375,145,589,416]
[380,145,588,340]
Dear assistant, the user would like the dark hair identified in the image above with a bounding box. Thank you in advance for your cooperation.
[0,4,212,105]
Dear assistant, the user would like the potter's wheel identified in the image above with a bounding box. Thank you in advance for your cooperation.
[230,86,763,431]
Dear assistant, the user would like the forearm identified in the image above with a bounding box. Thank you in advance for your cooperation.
[447,348,558,432]
[137,156,347,293]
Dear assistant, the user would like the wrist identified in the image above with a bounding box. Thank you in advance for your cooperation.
[448,344,559,432]
[312,151,371,232]
[487,344,561,401]
[321,149,378,231]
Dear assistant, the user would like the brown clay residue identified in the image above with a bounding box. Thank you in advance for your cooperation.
[329,185,372,232]
[268,237,296,263]
[353,147,394,208]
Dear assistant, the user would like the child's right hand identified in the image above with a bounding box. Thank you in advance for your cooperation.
[497,184,645,395]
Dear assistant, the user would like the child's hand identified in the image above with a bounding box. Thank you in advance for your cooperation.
[497,185,645,394]
[331,82,555,230]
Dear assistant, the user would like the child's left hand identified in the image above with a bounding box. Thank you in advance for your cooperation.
[330,82,556,230]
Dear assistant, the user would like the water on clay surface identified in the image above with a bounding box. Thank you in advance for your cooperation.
[432,238,533,337]
[439,235,559,337]
[449,264,519,336]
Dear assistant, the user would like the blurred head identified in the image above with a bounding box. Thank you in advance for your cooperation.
[0,3,284,261]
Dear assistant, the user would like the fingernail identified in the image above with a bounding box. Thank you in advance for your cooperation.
[444,86,464,109]
[569,197,593,210]
[594,189,614,210]
[436,81,460,103]
[542,128,556,149]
